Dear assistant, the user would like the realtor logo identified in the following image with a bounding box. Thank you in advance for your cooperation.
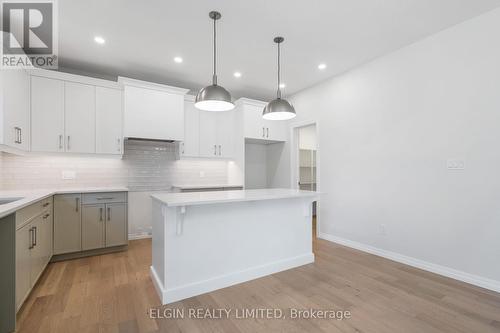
[1,0,58,68]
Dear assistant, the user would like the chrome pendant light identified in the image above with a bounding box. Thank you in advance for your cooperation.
[195,11,234,111]
[263,37,296,120]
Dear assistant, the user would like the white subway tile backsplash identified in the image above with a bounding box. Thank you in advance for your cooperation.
[0,140,228,191]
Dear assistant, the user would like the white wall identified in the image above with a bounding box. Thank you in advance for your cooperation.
[290,7,500,289]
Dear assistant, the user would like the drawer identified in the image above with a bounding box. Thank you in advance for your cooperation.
[82,192,127,205]
[16,196,52,229]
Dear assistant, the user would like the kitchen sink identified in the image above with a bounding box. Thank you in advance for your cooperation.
[0,197,24,205]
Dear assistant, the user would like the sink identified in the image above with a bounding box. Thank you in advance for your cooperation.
[0,197,24,205]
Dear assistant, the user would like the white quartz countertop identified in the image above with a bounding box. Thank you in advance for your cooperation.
[151,188,318,207]
[171,184,243,190]
[0,187,128,219]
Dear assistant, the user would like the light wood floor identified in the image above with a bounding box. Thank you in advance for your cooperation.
[17,236,500,332]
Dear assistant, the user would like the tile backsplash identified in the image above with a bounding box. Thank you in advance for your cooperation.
[0,140,229,191]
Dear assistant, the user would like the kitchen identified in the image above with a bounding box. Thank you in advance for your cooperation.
[2,1,500,333]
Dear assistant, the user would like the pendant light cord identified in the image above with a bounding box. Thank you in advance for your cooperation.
[212,17,217,85]
[277,41,281,99]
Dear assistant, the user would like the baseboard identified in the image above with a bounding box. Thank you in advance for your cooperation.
[150,266,165,301]
[51,245,128,262]
[152,253,315,304]
[319,232,500,293]
[128,232,152,240]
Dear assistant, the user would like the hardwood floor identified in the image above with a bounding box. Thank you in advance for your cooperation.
[17,237,500,333]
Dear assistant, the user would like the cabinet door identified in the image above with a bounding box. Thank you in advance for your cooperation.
[243,104,266,140]
[181,100,199,157]
[217,111,235,158]
[82,204,105,250]
[123,86,184,141]
[29,216,45,286]
[53,194,82,254]
[15,223,31,311]
[198,111,218,157]
[96,87,123,154]
[2,69,30,150]
[65,82,96,153]
[105,203,127,247]
[40,209,53,266]
[31,76,65,152]
[265,120,287,141]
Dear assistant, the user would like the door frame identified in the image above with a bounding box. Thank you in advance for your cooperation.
[290,120,320,237]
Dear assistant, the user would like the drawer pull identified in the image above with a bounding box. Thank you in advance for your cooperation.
[42,202,50,207]
[96,197,114,200]
[43,213,50,219]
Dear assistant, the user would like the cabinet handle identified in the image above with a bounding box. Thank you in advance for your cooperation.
[218,145,221,156]
[75,197,80,212]
[42,202,50,207]
[266,128,269,138]
[33,226,37,247]
[14,127,21,144]
[262,127,265,137]
[29,227,33,249]
[214,144,217,155]
[19,127,22,143]
[100,207,103,221]
[67,135,71,150]
[117,138,121,152]
[59,135,63,149]
[43,213,50,219]
[96,197,114,200]
[107,207,111,221]
[181,142,184,155]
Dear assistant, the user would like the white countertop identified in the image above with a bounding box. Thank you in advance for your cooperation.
[151,188,318,207]
[171,184,244,190]
[0,187,128,219]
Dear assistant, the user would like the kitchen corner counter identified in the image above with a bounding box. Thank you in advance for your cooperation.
[151,188,318,207]
[0,187,129,219]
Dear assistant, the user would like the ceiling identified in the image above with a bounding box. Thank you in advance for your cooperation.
[58,0,500,100]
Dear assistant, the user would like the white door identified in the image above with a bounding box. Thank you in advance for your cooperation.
[31,76,65,152]
[217,111,235,158]
[198,111,218,157]
[181,100,200,157]
[65,82,96,153]
[2,69,30,150]
[96,87,123,154]
[123,86,184,141]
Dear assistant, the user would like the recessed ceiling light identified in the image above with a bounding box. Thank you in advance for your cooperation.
[94,36,105,45]
[174,56,183,63]
[279,83,286,88]
[233,71,242,78]
[318,63,327,70]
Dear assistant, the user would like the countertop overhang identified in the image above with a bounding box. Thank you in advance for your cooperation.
[151,188,318,207]
[0,187,129,219]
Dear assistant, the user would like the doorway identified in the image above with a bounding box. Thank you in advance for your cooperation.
[292,123,319,238]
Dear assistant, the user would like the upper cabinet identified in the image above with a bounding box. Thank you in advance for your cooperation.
[30,70,123,155]
[180,97,200,157]
[238,98,288,142]
[0,69,31,152]
[119,77,189,141]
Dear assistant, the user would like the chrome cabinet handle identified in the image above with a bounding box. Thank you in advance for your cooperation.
[42,202,50,207]
[117,138,121,152]
[75,197,80,212]
[266,128,269,138]
[59,135,63,149]
[218,145,221,156]
[262,127,265,137]
[214,144,217,155]
[29,227,33,249]
[107,207,111,221]
[19,127,22,143]
[43,213,50,219]
[96,197,114,200]
[14,127,21,144]
[100,207,103,221]
[67,135,71,150]
[181,142,184,155]
[33,226,37,246]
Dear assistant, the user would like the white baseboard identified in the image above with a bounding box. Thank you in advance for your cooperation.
[128,232,152,240]
[151,253,315,305]
[319,232,500,293]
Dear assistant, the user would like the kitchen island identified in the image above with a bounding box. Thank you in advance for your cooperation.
[150,188,318,304]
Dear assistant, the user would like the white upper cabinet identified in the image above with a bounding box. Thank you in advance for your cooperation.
[65,82,96,153]
[96,87,123,154]
[238,98,288,142]
[180,98,200,157]
[198,110,235,158]
[0,69,30,151]
[119,77,188,141]
[31,76,65,153]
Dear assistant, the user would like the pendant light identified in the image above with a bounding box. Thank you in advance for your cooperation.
[263,37,296,120]
[195,11,234,111]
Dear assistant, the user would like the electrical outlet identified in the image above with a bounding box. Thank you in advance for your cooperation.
[447,159,465,170]
[61,170,76,180]
[379,224,387,236]
[199,171,205,178]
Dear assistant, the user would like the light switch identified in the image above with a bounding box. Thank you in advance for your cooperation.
[62,170,76,180]
[446,159,465,170]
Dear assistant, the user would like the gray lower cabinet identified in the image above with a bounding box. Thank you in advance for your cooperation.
[105,203,127,247]
[82,201,128,250]
[53,194,82,254]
